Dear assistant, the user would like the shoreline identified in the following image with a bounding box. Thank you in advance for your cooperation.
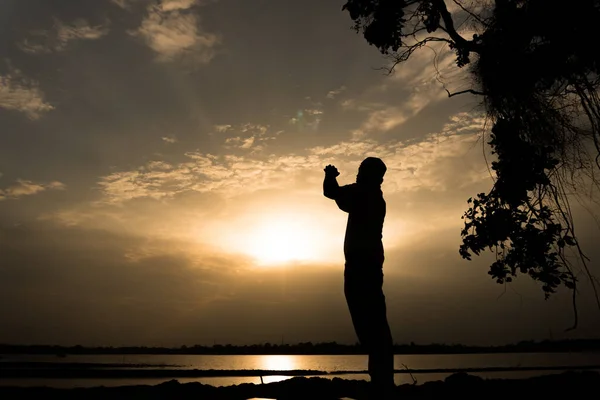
[3,339,600,356]
[1,363,600,379]
[3,348,600,356]
[0,371,598,399]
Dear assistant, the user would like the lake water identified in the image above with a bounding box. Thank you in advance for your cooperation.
[2,352,599,388]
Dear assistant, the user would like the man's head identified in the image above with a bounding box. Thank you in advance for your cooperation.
[357,157,387,186]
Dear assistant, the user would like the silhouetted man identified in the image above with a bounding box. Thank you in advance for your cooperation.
[323,157,394,397]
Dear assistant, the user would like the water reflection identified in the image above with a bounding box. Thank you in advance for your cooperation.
[3,353,599,389]
[260,355,298,371]
[259,355,299,384]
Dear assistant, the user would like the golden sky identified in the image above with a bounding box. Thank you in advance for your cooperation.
[1,0,599,346]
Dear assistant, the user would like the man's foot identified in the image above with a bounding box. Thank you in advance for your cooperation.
[370,381,396,399]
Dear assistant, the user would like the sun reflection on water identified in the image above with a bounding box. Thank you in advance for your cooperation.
[261,355,298,371]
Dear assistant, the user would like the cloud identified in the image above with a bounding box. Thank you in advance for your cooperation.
[110,0,129,8]
[18,19,109,54]
[161,0,199,11]
[213,124,232,133]
[304,109,323,116]
[93,112,487,204]
[343,41,474,139]
[446,0,494,28]
[345,86,449,139]
[288,109,323,132]
[162,136,178,143]
[326,85,346,99]
[0,68,54,119]
[0,179,65,201]
[389,41,467,91]
[355,105,410,134]
[225,136,255,149]
[343,96,446,139]
[311,112,488,191]
[221,123,275,152]
[133,0,220,64]
[95,150,321,203]
[240,123,268,136]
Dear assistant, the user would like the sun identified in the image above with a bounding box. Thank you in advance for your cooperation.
[196,207,344,267]
[245,216,324,265]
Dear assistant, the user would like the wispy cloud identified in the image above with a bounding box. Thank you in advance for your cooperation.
[304,109,323,116]
[0,67,54,119]
[446,0,494,26]
[95,112,487,204]
[221,123,275,152]
[344,43,472,139]
[225,136,255,149]
[388,42,466,92]
[312,112,489,191]
[96,150,321,203]
[288,109,323,132]
[162,136,178,143]
[345,87,449,139]
[326,85,346,99]
[110,0,130,8]
[161,0,199,11]
[352,105,410,135]
[133,0,220,64]
[0,180,65,201]
[18,19,109,54]
[213,124,232,133]
[240,123,268,136]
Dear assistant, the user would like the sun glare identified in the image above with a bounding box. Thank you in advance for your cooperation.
[197,206,345,267]
[245,216,325,265]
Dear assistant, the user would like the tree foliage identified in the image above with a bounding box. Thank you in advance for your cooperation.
[343,0,600,327]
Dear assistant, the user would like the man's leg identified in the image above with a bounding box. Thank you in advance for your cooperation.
[366,272,394,392]
[344,266,395,393]
[344,266,372,346]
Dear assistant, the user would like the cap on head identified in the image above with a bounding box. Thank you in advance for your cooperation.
[358,157,387,184]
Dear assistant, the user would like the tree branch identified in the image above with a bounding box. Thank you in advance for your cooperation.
[452,0,489,27]
[433,0,477,51]
[381,36,456,74]
[445,88,486,97]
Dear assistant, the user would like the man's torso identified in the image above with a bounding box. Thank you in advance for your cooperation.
[336,184,386,266]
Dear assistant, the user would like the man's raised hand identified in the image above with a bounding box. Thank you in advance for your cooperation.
[324,164,340,177]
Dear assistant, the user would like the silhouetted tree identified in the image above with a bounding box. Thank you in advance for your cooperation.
[342,0,600,328]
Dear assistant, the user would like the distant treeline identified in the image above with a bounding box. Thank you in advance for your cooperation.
[1,339,599,355]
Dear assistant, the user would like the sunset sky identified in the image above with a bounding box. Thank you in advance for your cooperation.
[1,0,599,347]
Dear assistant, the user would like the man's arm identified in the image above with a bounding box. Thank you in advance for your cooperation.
[323,165,355,213]
[323,167,340,199]
[323,176,340,199]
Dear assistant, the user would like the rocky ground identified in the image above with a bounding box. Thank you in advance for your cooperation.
[0,371,598,399]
